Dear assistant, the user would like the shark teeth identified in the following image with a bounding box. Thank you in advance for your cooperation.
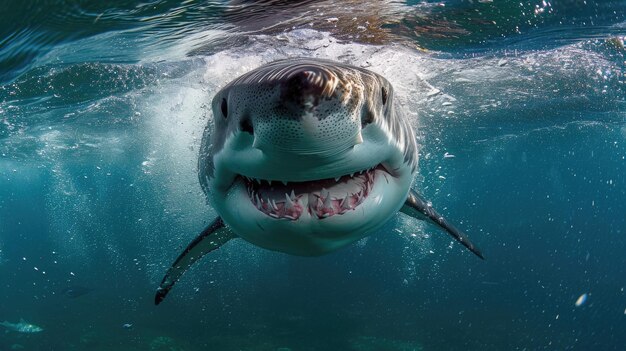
[320,188,329,201]
[322,193,332,208]
[284,193,295,210]
[340,193,351,210]
[243,164,381,220]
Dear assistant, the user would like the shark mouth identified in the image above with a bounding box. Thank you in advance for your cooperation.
[242,165,387,220]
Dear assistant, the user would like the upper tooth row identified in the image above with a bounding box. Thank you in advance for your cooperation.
[243,166,377,185]
[244,177,283,186]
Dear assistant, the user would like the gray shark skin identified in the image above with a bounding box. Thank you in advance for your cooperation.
[155,58,483,305]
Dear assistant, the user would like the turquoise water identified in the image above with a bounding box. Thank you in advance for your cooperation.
[1,1,625,350]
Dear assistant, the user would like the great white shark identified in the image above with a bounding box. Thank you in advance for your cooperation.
[154,58,483,305]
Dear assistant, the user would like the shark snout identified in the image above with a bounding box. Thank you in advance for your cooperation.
[279,68,340,113]
[251,114,363,157]
[230,62,366,158]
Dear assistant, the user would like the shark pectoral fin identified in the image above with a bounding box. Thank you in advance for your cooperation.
[400,189,485,260]
[155,217,235,305]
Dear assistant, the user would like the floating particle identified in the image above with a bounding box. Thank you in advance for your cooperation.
[427,88,441,97]
[444,152,456,158]
[575,293,588,307]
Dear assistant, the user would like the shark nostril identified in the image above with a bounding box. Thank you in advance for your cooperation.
[361,110,374,128]
[240,118,254,135]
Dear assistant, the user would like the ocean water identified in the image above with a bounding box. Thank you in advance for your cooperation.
[0,1,625,350]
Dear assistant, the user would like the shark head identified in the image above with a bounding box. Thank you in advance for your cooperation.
[155,58,484,305]
[198,58,417,255]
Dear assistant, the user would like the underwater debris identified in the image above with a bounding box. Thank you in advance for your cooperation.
[575,293,589,307]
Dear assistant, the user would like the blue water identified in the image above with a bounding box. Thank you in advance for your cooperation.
[1,1,625,350]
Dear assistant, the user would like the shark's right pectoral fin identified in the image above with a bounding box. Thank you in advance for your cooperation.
[155,217,235,305]
[400,189,484,260]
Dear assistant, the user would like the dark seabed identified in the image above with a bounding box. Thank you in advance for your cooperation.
[0,1,625,350]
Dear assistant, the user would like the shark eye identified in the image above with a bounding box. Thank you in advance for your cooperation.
[381,86,388,105]
[220,98,228,118]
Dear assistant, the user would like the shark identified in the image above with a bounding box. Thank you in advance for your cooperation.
[155,58,483,305]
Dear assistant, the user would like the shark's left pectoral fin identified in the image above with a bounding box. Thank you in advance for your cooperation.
[155,217,236,305]
[400,189,484,260]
